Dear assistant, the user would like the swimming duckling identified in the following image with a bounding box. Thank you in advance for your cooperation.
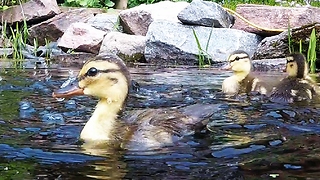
[269,53,320,103]
[52,54,221,150]
[222,50,270,95]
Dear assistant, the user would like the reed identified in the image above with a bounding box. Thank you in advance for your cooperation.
[307,28,317,74]
[192,29,212,68]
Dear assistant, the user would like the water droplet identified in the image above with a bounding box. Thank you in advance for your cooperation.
[19,101,31,110]
[56,97,65,102]
[42,113,65,125]
[65,100,76,109]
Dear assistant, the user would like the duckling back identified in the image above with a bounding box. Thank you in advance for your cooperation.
[269,53,320,103]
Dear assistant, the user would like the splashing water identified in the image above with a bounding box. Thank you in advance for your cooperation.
[55,70,77,102]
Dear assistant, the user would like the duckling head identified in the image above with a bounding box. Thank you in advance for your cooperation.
[227,50,252,75]
[285,53,308,79]
[53,54,130,108]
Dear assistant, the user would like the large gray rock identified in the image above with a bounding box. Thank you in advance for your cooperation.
[252,31,288,60]
[178,0,234,28]
[119,1,189,35]
[58,22,107,54]
[253,23,320,59]
[232,4,320,36]
[28,8,96,46]
[0,0,60,24]
[99,32,146,62]
[145,20,262,65]
[87,13,120,32]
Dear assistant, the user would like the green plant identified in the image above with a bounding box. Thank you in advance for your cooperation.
[33,38,38,56]
[1,21,9,59]
[10,23,26,60]
[287,22,293,53]
[192,29,212,68]
[307,28,317,74]
[63,0,114,8]
[299,39,302,53]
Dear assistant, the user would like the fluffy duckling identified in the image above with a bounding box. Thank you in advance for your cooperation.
[52,54,220,150]
[222,50,270,95]
[269,53,320,103]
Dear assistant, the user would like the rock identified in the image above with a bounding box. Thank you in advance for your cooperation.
[145,20,262,65]
[28,8,96,46]
[0,48,13,57]
[119,1,189,35]
[253,23,320,59]
[252,31,288,60]
[87,13,121,32]
[58,22,107,54]
[51,53,96,68]
[0,38,12,48]
[177,0,234,28]
[252,58,286,72]
[99,32,146,62]
[232,4,320,36]
[0,0,60,24]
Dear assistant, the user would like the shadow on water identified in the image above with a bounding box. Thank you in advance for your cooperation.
[1,64,320,179]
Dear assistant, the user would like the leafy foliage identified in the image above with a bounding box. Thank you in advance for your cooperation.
[63,0,115,8]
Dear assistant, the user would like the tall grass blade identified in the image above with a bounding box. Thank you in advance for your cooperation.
[307,28,317,74]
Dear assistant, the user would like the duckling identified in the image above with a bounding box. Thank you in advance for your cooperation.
[269,53,320,103]
[52,54,221,150]
[222,50,270,95]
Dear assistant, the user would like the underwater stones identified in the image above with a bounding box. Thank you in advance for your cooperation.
[145,20,262,65]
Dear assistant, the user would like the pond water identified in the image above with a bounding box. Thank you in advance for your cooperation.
[1,64,320,179]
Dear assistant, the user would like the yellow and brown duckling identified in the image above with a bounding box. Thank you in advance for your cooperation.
[222,50,271,96]
[269,52,320,103]
[52,54,220,150]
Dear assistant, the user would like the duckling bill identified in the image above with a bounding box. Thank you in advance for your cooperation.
[53,54,221,150]
[269,53,320,103]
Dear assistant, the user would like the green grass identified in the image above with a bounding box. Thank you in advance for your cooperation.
[192,28,212,68]
[307,28,317,74]
[288,26,318,74]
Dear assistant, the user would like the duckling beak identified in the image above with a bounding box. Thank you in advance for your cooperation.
[52,80,84,98]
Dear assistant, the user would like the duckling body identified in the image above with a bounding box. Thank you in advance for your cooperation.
[222,50,271,95]
[270,53,320,103]
[53,54,220,150]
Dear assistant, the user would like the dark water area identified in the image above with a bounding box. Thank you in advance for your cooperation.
[1,64,320,179]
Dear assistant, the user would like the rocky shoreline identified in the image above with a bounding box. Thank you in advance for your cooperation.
[0,0,319,70]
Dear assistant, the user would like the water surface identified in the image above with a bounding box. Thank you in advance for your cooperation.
[1,65,320,179]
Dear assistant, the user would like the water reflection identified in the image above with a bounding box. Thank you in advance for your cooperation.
[1,66,320,179]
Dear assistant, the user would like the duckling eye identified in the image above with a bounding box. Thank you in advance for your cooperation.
[235,56,240,61]
[86,67,98,77]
